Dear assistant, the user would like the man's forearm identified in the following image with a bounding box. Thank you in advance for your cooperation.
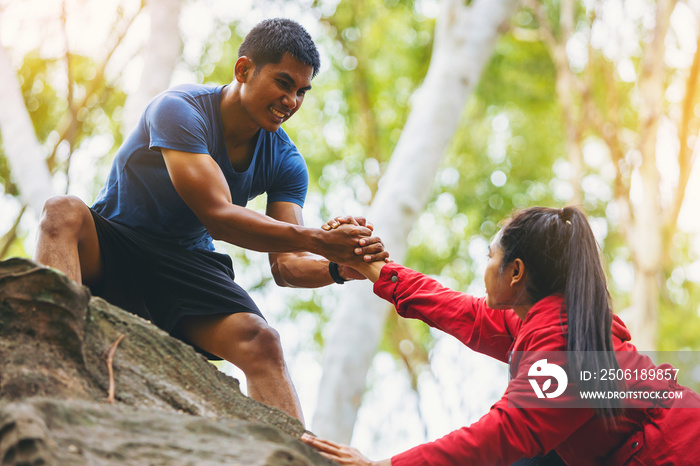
[204,204,369,263]
[271,253,338,288]
[205,204,317,252]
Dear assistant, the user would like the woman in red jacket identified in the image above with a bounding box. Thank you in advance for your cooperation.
[303,206,700,465]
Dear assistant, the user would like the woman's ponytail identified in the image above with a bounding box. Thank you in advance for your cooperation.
[561,207,620,419]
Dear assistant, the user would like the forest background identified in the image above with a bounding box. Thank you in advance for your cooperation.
[1,0,700,460]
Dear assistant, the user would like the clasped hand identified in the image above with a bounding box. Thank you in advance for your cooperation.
[320,216,389,281]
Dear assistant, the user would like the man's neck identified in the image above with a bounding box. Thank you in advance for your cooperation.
[219,83,260,147]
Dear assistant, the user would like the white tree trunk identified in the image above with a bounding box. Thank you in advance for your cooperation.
[0,44,55,217]
[312,0,520,443]
[121,0,184,134]
[624,0,675,350]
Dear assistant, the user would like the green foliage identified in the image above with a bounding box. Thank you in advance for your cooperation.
[288,0,434,204]
[405,31,563,290]
[303,0,436,361]
[17,52,64,144]
[0,49,127,258]
[479,37,557,107]
[199,23,244,85]
[0,134,19,197]
[14,50,127,176]
[286,292,331,349]
[659,232,700,352]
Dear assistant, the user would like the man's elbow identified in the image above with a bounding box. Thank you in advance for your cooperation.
[270,260,292,287]
[200,210,229,241]
[208,226,226,242]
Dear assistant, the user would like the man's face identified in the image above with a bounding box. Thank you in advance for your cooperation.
[240,53,313,132]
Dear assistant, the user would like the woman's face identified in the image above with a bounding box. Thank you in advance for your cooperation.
[484,232,527,313]
[485,237,507,309]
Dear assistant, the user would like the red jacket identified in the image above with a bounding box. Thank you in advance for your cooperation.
[375,263,700,465]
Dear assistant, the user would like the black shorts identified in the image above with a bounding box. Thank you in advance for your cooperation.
[89,209,264,359]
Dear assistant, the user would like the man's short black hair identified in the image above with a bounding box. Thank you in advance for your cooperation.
[238,18,321,78]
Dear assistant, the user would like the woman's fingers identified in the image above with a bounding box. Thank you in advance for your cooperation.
[321,216,373,231]
[302,433,374,465]
[302,433,342,453]
[319,451,340,461]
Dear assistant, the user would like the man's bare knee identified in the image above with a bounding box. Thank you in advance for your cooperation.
[235,324,285,372]
[36,195,102,284]
[39,195,89,240]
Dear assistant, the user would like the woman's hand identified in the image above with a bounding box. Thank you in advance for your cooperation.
[339,263,368,281]
[301,433,391,466]
[321,215,372,232]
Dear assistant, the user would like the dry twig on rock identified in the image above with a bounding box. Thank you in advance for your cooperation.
[102,334,126,404]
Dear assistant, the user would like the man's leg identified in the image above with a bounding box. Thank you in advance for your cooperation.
[35,195,102,285]
[176,313,304,425]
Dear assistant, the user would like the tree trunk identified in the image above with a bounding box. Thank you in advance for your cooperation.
[312,0,520,443]
[0,44,56,218]
[624,0,676,350]
[121,0,184,134]
[554,0,584,204]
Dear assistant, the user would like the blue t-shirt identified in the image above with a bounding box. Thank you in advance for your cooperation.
[92,84,308,251]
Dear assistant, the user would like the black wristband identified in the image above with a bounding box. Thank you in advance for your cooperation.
[328,261,346,285]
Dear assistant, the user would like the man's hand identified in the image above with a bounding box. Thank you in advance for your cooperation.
[315,223,378,264]
[321,216,389,263]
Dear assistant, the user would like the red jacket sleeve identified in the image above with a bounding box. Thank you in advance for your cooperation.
[373,263,520,363]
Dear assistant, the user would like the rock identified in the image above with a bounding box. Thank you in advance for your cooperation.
[0,258,331,465]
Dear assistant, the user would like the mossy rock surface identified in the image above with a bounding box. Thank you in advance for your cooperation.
[0,258,331,465]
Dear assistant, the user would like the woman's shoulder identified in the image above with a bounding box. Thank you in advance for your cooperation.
[523,295,566,327]
[516,295,568,350]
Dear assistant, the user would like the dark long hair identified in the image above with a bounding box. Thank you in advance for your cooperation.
[498,206,621,418]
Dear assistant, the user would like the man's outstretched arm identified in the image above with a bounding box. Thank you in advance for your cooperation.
[266,201,386,288]
[161,148,378,264]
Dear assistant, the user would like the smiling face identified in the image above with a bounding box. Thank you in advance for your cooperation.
[236,53,313,132]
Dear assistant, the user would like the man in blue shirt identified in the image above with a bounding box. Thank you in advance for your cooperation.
[34,19,385,425]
